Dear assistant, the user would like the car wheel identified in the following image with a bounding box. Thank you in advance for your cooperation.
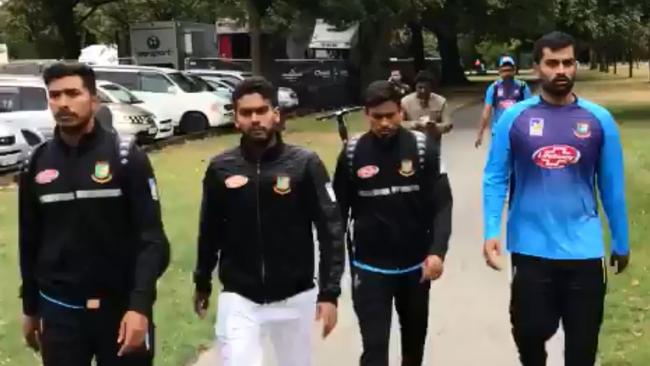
[179,113,209,134]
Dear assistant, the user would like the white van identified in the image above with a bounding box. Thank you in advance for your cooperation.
[0,75,56,140]
[93,65,230,133]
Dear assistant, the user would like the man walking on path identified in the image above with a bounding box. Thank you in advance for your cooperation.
[334,80,453,366]
[482,31,630,366]
[389,69,412,98]
[19,63,170,366]
[402,70,453,146]
[192,77,345,366]
[475,55,532,148]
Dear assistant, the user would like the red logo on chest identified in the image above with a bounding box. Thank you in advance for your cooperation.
[35,169,59,184]
[532,145,581,169]
[357,165,379,179]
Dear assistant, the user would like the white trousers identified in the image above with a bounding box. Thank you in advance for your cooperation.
[215,288,317,366]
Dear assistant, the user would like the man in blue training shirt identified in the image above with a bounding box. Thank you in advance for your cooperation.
[482,31,630,366]
[475,55,532,148]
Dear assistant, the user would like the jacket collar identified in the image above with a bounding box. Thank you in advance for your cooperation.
[54,118,108,153]
[240,132,285,163]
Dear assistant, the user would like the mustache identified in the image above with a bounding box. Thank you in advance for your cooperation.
[552,75,572,83]
[55,110,78,119]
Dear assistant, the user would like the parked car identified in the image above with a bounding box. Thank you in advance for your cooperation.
[0,121,44,173]
[96,80,173,140]
[184,73,232,100]
[96,92,158,143]
[184,69,300,110]
[186,69,252,87]
[92,65,231,133]
[183,74,234,125]
[201,77,234,99]
[0,75,56,140]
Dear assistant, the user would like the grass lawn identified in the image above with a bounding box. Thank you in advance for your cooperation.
[0,65,648,365]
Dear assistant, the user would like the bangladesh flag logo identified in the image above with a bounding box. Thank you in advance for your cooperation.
[91,161,112,184]
[273,175,291,195]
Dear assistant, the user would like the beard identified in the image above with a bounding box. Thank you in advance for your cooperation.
[55,110,92,134]
[542,74,575,97]
[243,125,275,144]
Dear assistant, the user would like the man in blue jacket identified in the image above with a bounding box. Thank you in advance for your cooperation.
[482,31,630,366]
[475,55,532,148]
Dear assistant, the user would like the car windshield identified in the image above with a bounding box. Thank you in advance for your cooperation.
[0,86,48,112]
[101,83,141,104]
[167,72,204,93]
[186,75,216,92]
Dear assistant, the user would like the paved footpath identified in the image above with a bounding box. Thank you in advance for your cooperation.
[192,103,565,366]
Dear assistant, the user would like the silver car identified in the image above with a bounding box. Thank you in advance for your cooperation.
[0,122,43,172]
[96,99,158,143]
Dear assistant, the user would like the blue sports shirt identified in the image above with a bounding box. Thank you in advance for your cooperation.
[485,79,533,130]
[483,96,629,259]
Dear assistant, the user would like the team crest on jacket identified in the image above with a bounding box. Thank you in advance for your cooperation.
[574,122,591,139]
[273,175,291,195]
[399,159,415,177]
[357,165,379,179]
[91,161,112,184]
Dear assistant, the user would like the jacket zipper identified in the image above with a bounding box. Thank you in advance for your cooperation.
[255,160,267,302]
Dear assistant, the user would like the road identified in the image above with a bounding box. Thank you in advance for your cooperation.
[192,103,565,366]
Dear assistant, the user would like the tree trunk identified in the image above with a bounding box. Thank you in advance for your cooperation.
[358,20,393,89]
[431,23,467,85]
[628,50,633,78]
[424,0,467,85]
[408,21,425,73]
[247,0,262,75]
[590,49,598,70]
[613,56,617,74]
[599,53,608,72]
[46,2,82,59]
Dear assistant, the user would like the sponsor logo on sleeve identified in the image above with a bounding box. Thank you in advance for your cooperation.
[148,178,159,201]
[325,182,337,202]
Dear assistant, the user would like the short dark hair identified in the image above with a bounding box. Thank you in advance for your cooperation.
[43,62,97,95]
[364,80,402,108]
[232,76,277,109]
[414,70,435,85]
[533,31,576,64]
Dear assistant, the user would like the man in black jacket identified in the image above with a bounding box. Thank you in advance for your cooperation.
[333,80,453,366]
[18,63,170,366]
[193,77,345,366]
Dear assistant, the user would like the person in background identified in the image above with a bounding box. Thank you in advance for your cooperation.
[388,69,411,98]
[401,70,453,146]
[475,55,532,148]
